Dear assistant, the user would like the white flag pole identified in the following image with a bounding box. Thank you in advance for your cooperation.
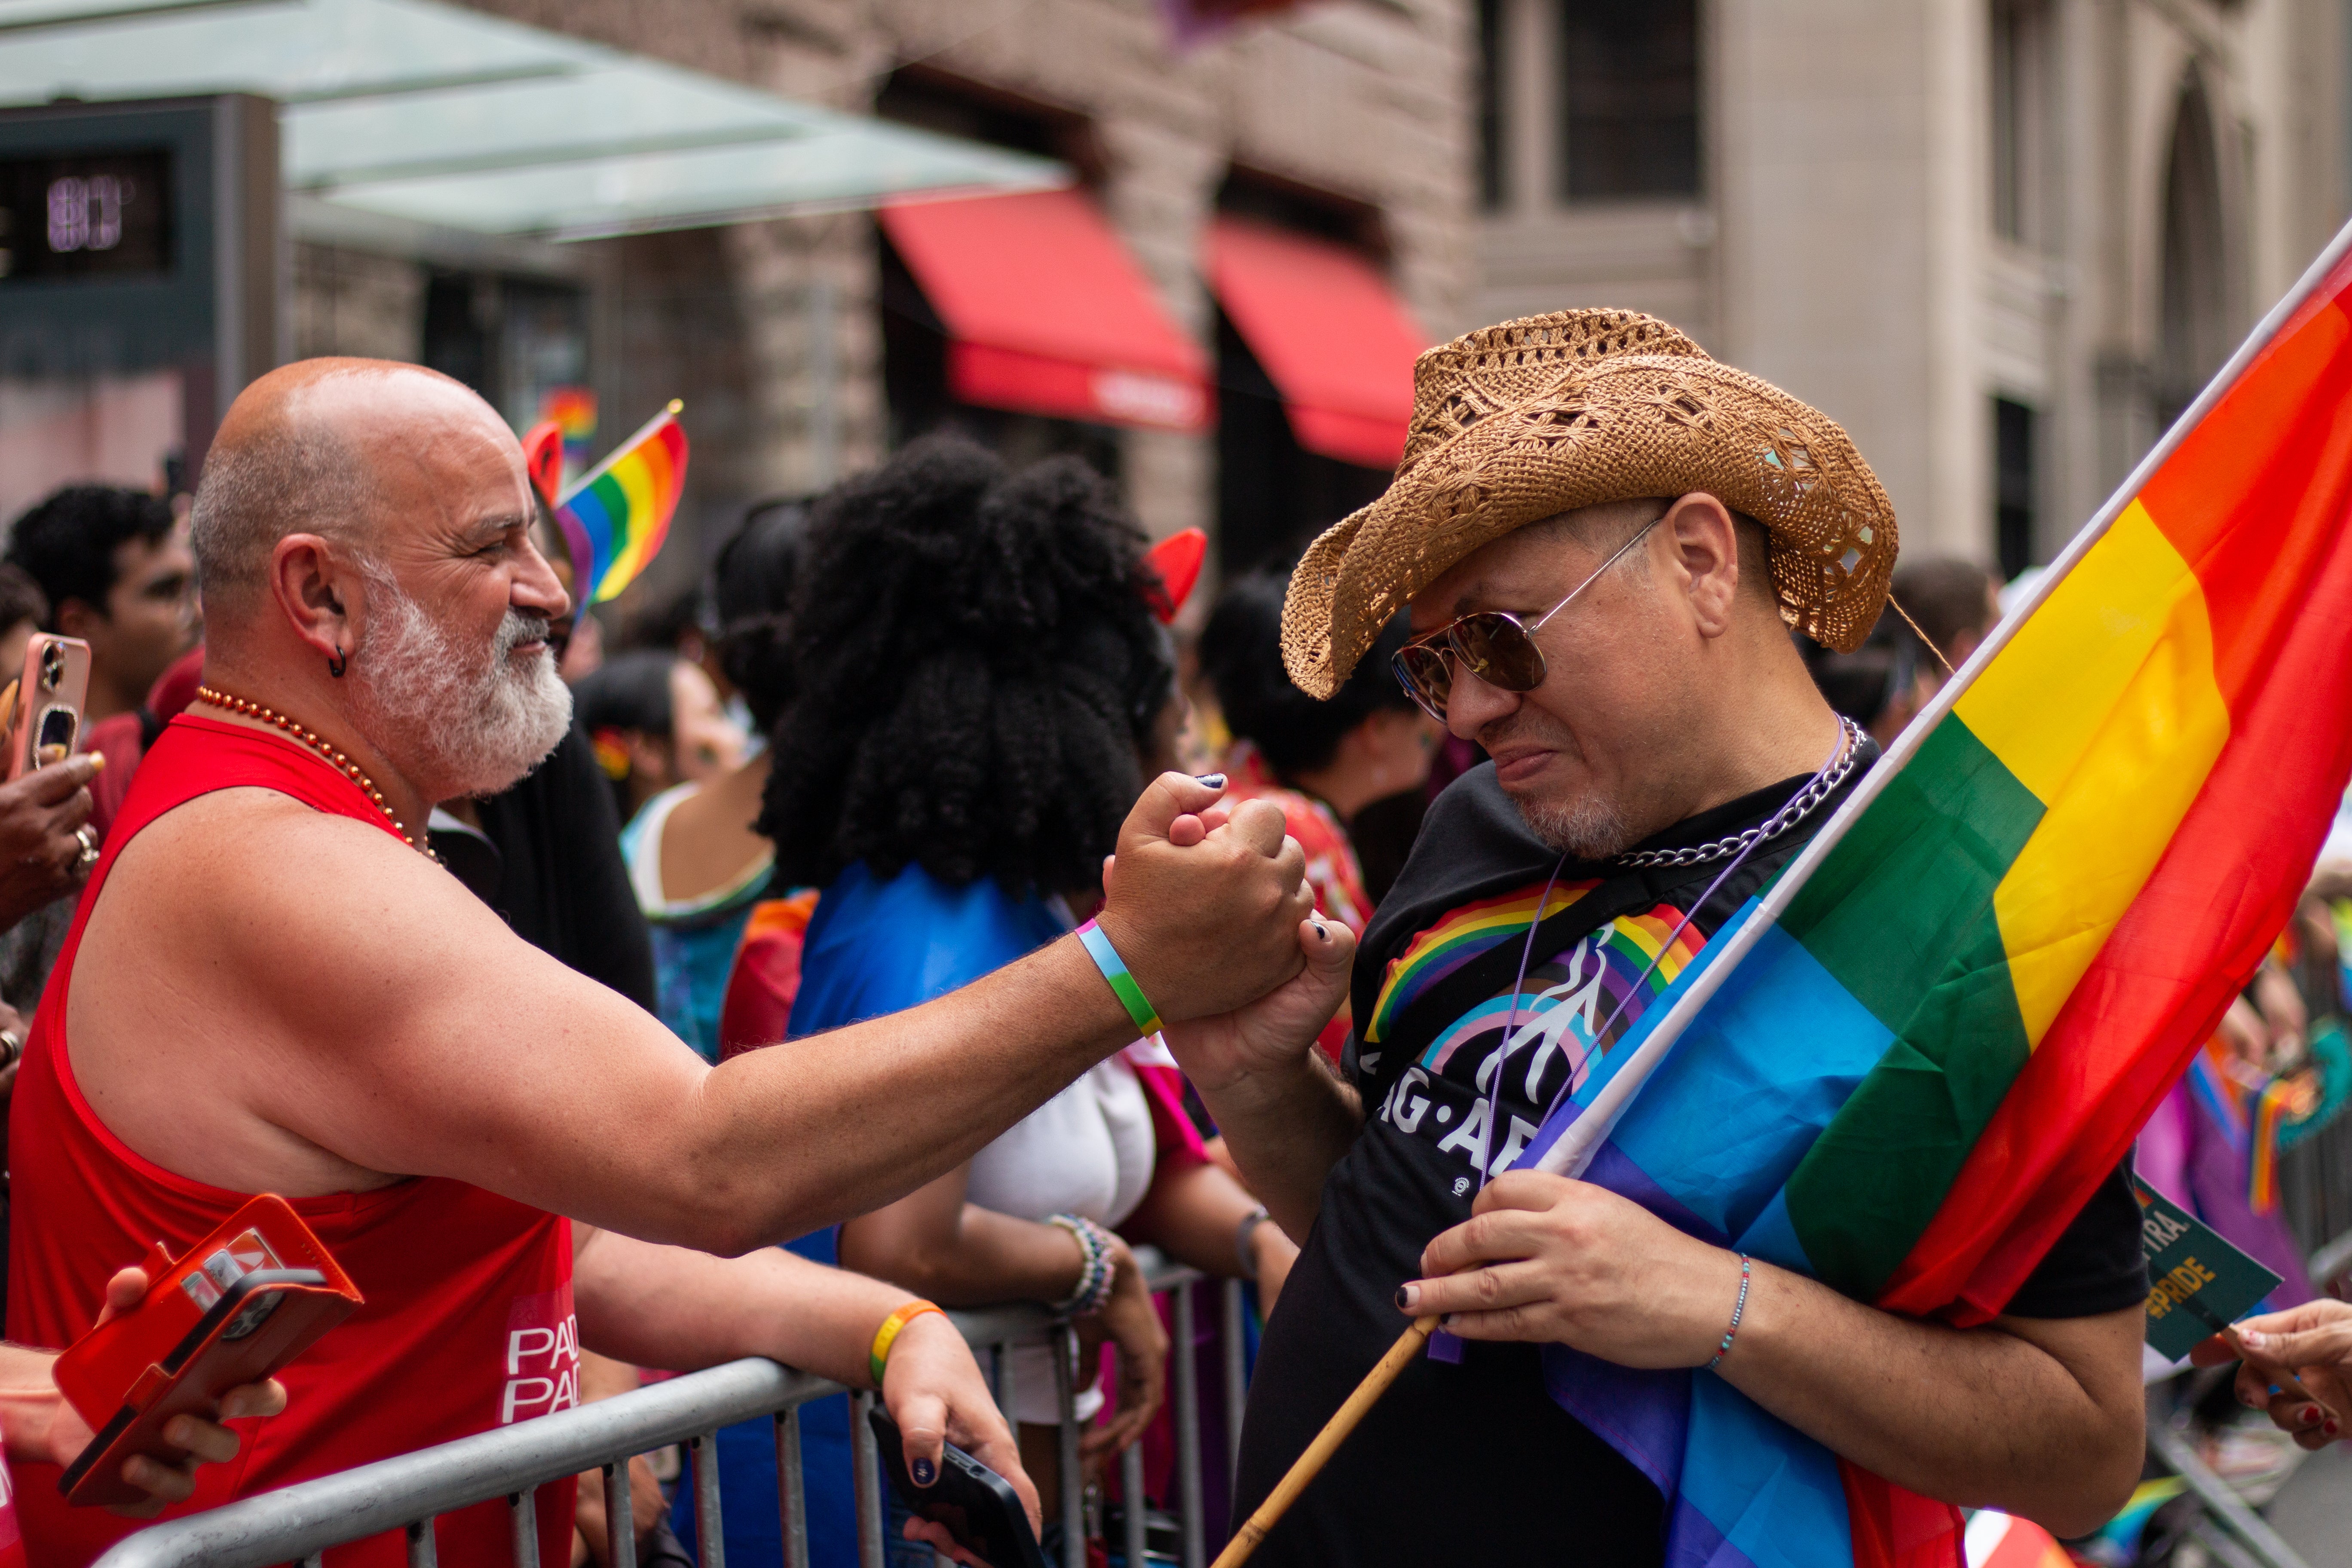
[1532,213,2352,1180]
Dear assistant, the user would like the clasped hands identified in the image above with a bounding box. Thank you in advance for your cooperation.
[1094,773,1354,1040]
[1396,1172,1756,1369]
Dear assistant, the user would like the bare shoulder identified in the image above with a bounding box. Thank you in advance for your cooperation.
[82,786,523,1024]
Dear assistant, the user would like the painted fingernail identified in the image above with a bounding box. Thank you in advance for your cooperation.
[1313,919,1330,940]
[2328,1420,2341,1437]
[2301,1405,2322,1425]
[2244,1329,2271,1351]
[1194,773,1225,788]
[1395,1284,1418,1311]
[911,1458,937,1486]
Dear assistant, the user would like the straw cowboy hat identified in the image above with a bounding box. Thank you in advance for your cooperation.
[1279,309,1899,698]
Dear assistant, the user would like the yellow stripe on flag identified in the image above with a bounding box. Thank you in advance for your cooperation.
[600,458,661,594]
[1957,501,2232,1045]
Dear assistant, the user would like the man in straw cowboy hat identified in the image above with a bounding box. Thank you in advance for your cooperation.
[1165,311,2146,1563]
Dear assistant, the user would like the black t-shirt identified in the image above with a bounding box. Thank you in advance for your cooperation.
[443,719,659,1012]
[1234,760,2148,1567]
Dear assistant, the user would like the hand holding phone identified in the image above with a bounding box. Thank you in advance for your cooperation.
[6,635,90,780]
[868,1406,1047,1568]
[52,1195,363,1508]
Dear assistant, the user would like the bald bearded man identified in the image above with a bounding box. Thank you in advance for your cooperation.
[8,360,1343,1567]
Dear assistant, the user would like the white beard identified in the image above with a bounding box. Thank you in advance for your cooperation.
[343,565,572,801]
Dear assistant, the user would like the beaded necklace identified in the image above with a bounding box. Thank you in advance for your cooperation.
[193,686,440,863]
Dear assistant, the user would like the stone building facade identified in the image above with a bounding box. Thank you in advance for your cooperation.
[292,0,1479,609]
[1476,0,2352,571]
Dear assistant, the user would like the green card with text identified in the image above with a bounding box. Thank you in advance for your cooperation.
[2135,1177,2283,1361]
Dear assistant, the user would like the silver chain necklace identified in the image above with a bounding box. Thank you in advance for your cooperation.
[1613,717,1868,870]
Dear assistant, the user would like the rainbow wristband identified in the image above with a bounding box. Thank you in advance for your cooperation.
[1076,919,1164,1038]
[869,1299,943,1389]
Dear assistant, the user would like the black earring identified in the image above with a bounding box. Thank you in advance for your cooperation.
[327,646,347,679]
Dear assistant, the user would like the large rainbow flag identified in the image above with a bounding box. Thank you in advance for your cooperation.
[1507,220,2352,1568]
[554,400,688,603]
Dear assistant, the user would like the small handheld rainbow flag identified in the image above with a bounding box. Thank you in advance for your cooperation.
[555,400,688,604]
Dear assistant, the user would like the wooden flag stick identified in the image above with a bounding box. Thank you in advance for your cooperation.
[1210,1315,1438,1568]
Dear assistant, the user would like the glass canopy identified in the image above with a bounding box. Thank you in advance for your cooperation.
[0,0,1066,239]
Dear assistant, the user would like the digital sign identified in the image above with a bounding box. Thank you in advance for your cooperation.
[0,149,172,281]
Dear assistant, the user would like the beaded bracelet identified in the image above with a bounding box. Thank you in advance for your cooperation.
[1075,919,1164,1038]
[1706,1254,1752,1372]
[1048,1213,1118,1316]
[869,1299,944,1388]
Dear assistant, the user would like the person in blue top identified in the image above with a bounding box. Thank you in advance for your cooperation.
[681,436,1302,1567]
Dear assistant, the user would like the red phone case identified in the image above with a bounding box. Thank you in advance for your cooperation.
[52,1194,364,1508]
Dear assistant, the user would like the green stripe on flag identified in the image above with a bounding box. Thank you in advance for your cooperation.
[1780,716,2050,1297]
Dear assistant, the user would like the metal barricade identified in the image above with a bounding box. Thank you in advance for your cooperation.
[92,1252,1248,1568]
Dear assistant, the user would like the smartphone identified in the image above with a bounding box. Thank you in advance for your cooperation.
[52,1194,364,1508]
[6,633,89,780]
[867,1406,1047,1568]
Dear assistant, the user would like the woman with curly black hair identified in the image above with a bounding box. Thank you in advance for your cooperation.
[701,436,1295,1568]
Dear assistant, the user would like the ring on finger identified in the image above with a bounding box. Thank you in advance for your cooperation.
[0,1028,22,1071]
[74,824,97,871]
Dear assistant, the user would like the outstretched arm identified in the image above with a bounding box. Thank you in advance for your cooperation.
[573,1224,1039,1542]
[1401,1173,2144,1538]
[96,773,1317,1253]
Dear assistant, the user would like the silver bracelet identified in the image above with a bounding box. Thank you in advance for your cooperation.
[1706,1254,1752,1372]
[1234,1207,1271,1274]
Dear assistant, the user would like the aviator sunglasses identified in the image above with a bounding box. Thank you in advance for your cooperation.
[1390,514,1663,723]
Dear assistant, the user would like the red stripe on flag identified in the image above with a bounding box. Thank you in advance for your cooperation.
[1876,270,2352,1321]
[1839,1462,1963,1568]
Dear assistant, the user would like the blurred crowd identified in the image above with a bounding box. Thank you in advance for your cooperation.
[0,427,2342,1568]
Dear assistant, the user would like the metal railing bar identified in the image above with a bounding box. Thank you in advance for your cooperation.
[1052,1323,1083,1568]
[2145,1410,2313,1568]
[1172,1282,1204,1568]
[98,1258,1213,1568]
[777,1406,809,1568]
[507,1488,539,1568]
[992,1341,1015,1420]
[1220,1279,1246,1488]
[2305,1225,2352,1291]
[603,1458,636,1568]
[93,1360,841,1568]
[947,1301,1057,1347]
[691,1433,725,1568]
[1120,1442,1146,1568]
[851,1390,885,1568]
[2193,1519,2271,1568]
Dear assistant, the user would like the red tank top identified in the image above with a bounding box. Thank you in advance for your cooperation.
[7,715,578,1567]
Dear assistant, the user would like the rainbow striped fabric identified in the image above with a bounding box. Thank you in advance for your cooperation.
[554,401,688,604]
[1363,879,1594,1044]
[1513,231,2352,1568]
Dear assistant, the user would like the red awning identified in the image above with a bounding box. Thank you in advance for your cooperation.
[880,190,1212,432]
[1204,216,1424,469]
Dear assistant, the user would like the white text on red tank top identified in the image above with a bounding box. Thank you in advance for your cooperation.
[502,1284,582,1424]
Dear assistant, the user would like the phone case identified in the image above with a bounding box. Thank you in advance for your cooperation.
[6,634,90,781]
[867,1407,1047,1568]
[52,1194,364,1508]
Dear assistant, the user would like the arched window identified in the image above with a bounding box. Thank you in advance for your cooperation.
[2157,68,2230,433]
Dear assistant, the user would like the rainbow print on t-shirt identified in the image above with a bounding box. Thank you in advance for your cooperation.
[1412,905,1708,1088]
[1362,879,1595,1047]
